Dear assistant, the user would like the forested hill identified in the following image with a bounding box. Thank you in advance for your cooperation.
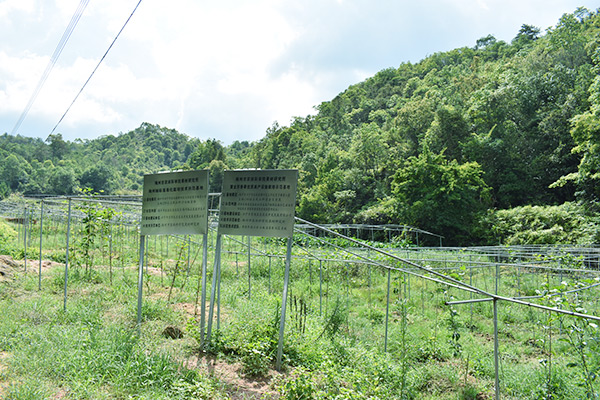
[248,7,600,244]
[0,124,199,195]
[1,7,599,245]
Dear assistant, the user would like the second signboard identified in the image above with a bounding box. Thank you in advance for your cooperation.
[218,169,298,238]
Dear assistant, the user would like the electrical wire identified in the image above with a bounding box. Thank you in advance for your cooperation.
[50,0,144,136]
[10,0,90,136]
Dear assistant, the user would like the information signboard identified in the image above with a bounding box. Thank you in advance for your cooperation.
[141,169,209,235]
[218,169,298,237]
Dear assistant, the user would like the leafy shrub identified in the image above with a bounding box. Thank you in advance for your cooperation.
[484,202,600,244]
[415,335,448,362]
[279,369,316,400]
[200,295,281,376]
[240,340,272,377]
[169,376,226,399]
[48,250,66,263]
[0,219,17,254]
[278,346,416,399]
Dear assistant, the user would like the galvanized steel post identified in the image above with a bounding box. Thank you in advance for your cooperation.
[276,237,293,370]
[206,234,222,345]
[199,233,208,347]
[384,267,391,352]
[63,198,72,311]
[38,201,44,290]
[137,235,145,325]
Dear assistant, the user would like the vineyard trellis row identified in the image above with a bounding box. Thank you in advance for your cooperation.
[1,195,600,399]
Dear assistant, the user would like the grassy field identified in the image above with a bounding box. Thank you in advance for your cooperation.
[1,210,600,399]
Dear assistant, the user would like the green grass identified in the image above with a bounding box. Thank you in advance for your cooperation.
[0,267,224,399]
[1,222,600,399]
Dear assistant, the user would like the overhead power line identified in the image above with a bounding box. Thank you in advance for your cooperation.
[10,0,91,136]
[50,0,144,136]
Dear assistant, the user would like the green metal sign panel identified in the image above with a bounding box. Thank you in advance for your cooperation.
[141,169,209,235]
[218,169,298,237]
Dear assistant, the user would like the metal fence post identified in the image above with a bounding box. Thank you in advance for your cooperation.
[385,267,391,352]
[319,259,323,316]
[38,201,44,290]
[23,206,27,272]
[63,198,72,311]
[493,298,500,400]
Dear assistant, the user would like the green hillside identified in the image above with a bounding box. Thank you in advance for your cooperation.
[2,7,599,245]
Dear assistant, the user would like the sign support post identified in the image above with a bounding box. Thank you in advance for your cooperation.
[276,237,293,370]
[137,235,145,325]
[247,236,251,299]
[199,232,208,347]
[206,234,222,344]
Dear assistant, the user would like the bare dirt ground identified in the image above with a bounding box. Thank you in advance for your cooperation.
[0,255,21,281]
[171,300,282,399]
[0,255,62,280]
[188,354,282,399]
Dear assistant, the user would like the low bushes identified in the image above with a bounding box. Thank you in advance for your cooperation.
[483,202,600,244]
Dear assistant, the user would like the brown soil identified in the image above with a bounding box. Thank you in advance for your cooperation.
[0,255,63,279]
[0,255,20,281]
[171,301,281,398]
[146,266,163,276]
[188,354,282,399]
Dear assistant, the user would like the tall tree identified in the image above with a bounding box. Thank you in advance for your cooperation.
[392,147,490,245]
[423,105,470,162]
[46,133,68,160]
[0,154,30,190]
[569,54,600,204]
[49,167,77,195]
[187,139,226,170]
[79,165,114,194]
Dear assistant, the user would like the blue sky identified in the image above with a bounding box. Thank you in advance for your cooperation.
[0,0,598,144]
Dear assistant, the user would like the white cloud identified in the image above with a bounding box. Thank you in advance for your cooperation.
[0,51,48,111]
[0,0,35,18]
